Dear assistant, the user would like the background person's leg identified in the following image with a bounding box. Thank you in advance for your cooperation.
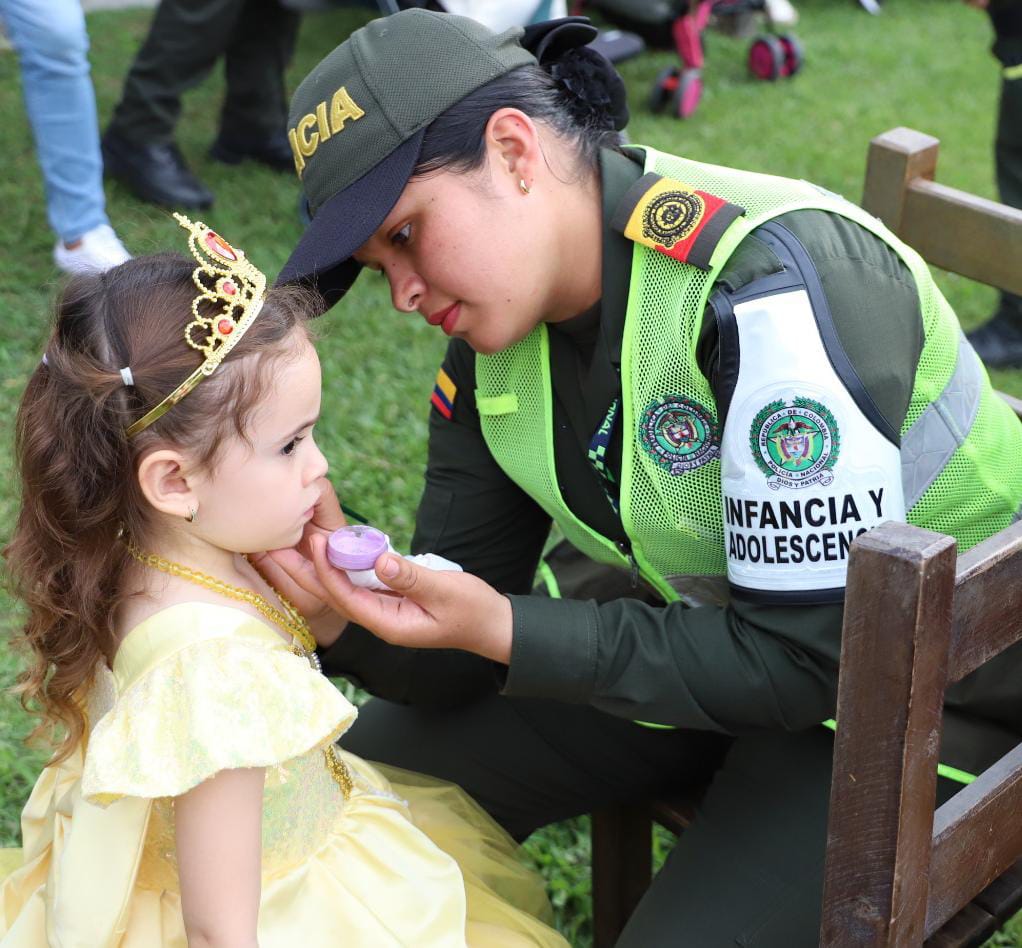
[993,20,1022,327]
[0,0,107,245]
[105,0,245,145]
[211,0,301,165]
[965,2,1022,366]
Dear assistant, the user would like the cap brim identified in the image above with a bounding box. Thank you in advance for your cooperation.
[275,129,426,310]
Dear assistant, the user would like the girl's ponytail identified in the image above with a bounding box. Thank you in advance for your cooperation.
[7,272,141,760]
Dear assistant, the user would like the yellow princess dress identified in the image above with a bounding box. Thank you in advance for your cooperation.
[0,603,567,947]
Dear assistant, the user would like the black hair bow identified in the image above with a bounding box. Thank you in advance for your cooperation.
[521,17,630,132]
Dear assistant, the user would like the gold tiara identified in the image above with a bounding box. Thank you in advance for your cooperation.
[125,214,267,438]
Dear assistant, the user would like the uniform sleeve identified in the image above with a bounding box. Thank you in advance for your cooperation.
[319,339,553,705]
[83,636,356,804]
[502,593,842,733]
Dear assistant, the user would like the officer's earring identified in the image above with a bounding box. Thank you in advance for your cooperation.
[187,505,198,524]
[519,179,530,195]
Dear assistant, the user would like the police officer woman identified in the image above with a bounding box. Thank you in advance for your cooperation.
[267,11,1022,944]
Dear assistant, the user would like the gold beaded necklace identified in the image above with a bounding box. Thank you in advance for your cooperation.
[126,542,353,798]
[126,543,316,651]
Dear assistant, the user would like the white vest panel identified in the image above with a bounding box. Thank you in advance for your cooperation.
[720,289,906,596]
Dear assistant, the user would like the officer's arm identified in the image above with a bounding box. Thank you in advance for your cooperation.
[502,210,922,732]
[503,594,843,732]
[319,339,552,704]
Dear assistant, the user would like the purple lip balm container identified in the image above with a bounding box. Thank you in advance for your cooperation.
[327,525,389,576]
[327,525,396,589]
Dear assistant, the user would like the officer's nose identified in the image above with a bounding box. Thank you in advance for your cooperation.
[388,264,425,314]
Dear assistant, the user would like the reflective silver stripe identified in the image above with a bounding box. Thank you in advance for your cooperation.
[901,335,984,511]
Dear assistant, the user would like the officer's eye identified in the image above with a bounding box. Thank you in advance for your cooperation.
[390,224,412,247]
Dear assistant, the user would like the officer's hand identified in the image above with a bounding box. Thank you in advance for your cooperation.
[250,477,350,648]
[305,534,514,663]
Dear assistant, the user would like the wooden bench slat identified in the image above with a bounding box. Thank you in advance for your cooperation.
[649,797,696,834]
[925,746,1022,936]
[591,804,653,948]
[900,181,1022,297]
[863,126,1022,296]
[948,521,1022,684]
[969,858,1022,920]
[820,525,957,946]
[924,901,999,948]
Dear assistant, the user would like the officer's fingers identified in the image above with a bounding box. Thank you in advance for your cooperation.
[375,554,512,661]
[309,538,438,644]
[373,553,445,601]
[265,546,330,603]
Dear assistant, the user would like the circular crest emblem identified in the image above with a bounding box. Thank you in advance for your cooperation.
[749,397,841,490]
[639,396,719,475]
[642,190,704,249]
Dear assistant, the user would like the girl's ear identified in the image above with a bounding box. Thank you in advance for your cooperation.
[137,449,199,521]
[483,108,541,187]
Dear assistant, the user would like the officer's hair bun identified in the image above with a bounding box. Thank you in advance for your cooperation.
[521,17,629,133]
[547,46,629,133]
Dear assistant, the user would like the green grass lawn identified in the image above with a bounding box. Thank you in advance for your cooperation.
[1,0,1019,944]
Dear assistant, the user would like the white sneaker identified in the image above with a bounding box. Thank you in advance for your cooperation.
[764,0,799,26]
[53,223,131,275]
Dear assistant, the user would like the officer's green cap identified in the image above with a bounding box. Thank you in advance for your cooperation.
[277,9,536,307]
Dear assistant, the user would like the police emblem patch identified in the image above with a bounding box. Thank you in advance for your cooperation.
[750,397,841,490]
[642,191,704,249]
[639,396,720,475]
[614,173,745,270]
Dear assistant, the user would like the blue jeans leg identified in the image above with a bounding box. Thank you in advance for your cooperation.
[0,0,108,243]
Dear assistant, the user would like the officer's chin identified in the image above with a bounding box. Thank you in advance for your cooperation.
[470,326,534,356]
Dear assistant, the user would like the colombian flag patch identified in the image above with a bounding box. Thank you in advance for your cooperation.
[612,173,745,271]
[431,367,456,419]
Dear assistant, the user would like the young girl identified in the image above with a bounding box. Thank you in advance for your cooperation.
[0,215,567,947]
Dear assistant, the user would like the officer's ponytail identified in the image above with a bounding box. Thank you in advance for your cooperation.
[414,18,628,180]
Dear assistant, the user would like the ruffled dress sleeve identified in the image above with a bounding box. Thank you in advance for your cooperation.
[82,606,357,806]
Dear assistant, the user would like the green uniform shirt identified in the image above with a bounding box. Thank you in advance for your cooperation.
[322,148,1022,774]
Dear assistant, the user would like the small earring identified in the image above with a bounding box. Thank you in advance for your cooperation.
[519,179,530,195]
[187,506,198,524]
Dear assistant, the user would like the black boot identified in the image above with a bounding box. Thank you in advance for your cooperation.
[967,299,1022,368]
[102,130,214,209]
[209,131,295,173]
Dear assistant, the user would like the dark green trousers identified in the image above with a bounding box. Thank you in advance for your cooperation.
[344,694,814,946]
[106,0,300,144]
[991,4,1022,319]
[343,693,965,947]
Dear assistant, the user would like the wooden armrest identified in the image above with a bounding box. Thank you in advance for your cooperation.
[863,128,1022,296]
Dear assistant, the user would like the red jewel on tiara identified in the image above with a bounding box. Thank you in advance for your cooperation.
[222,280,237,296]
[218,319,234,335]
[205,231,237,261]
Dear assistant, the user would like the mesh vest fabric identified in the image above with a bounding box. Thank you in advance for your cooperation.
[475,147,1022,601]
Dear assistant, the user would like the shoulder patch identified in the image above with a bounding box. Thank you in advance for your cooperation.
[611,172,745,271]
[431,367,457,419]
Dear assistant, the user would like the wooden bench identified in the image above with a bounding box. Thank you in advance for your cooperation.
[590,127,1022,947]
